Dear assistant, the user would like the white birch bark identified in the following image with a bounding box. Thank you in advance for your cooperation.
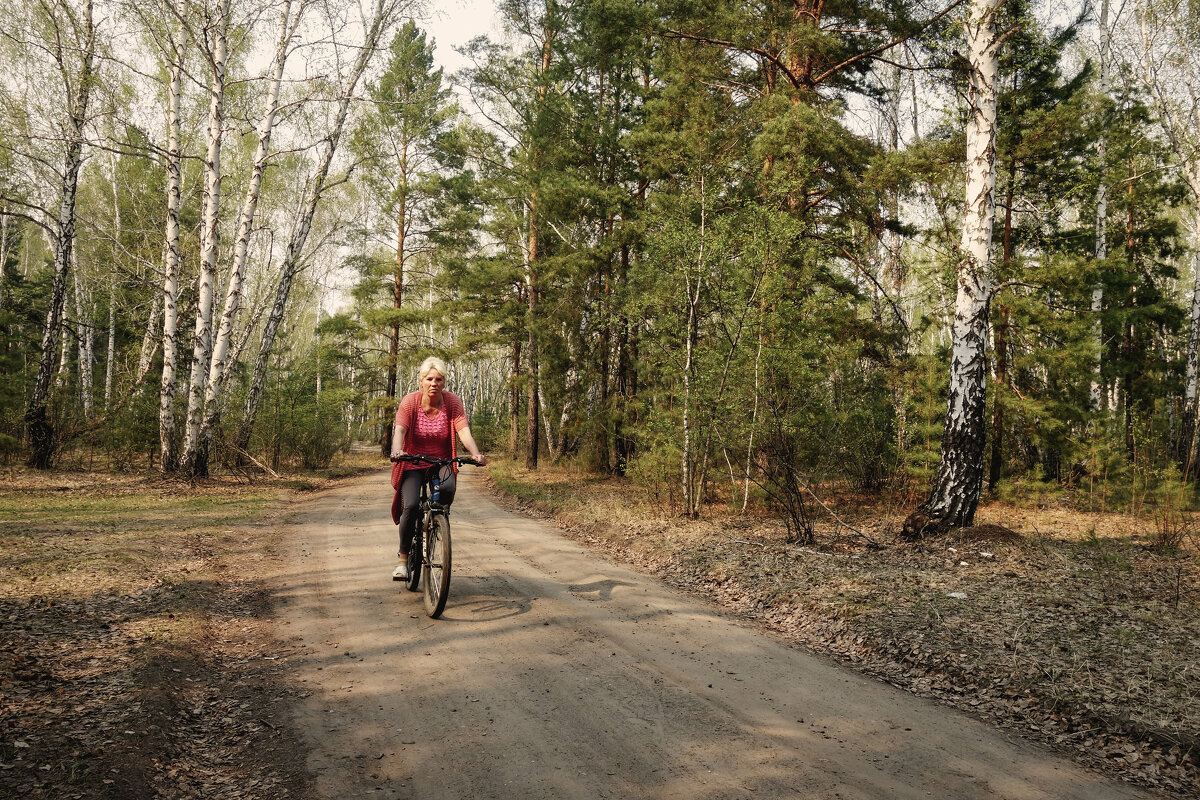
[26,0,97,468]
[238,0,402,453]
[906,0,1002,534]
[1133,0,1200,469]
[0,209,9,310]
[158,10,184,471]
[137,293,161,386]
[103,285,115,409]
[57,317,71,390]
[1089,0,1111,410]
[181,0,232,475]
[195,0,304,471]
[1186,195,1200,457]
[104,154,121,411]
[73,261,94,419]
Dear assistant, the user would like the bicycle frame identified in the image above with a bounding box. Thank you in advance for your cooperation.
[391,454,479,617]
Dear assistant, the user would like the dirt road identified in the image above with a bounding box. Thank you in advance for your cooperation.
[275,470,1150,800]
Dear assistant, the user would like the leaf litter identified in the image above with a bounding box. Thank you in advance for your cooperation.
[0,469,317,799]
[5,462,1197,799]
[489,466,1200,799]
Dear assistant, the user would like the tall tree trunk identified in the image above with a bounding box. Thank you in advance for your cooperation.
[682,175,705,519]
[904,0,1001,537]
[1123,174,1137,463]
[988,303,1009,491]
[0,209,9,311]
[525,199,540,470]
[521,20,558,471]
[237,0,396,455]
[104,154,121,411]
[181,0,232,478]
[508,337,521,458]
[743,326,764,513]
[57,313,71,390]
[104,282,115,410]
[614,241,634,474]
[682,286,697,517]
[596,220,614,472]
[1090,0,1111,410]
[195,0,301,475]
[137,293,161,387]
[159,14,184,472]
[27,0,97,470]
[383,145,407,456]
[1182,198,1200,476]
[988,175,1016,492]
[74,264,94,419]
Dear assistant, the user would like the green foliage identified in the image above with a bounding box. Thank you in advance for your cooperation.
[0,0,1197,531]
[96,387,160,470]
[611,390,680,504]
[255,368,353,471]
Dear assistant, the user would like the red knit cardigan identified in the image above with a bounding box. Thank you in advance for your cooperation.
[389,391,468,523]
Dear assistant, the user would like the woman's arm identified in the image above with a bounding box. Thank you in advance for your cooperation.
[390,423,407,459]
[457,426,487,465]
[390,393,415,458]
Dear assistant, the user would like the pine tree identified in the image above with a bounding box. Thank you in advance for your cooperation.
[356,21,460,455]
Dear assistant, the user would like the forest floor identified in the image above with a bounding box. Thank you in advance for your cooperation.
[486,462,1200,799]
[1,454,1197,799]
[0,459,354,799]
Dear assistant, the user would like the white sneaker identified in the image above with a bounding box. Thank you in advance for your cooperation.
[392,563,408,581]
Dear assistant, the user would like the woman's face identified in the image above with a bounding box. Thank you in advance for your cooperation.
[421,369,445,398]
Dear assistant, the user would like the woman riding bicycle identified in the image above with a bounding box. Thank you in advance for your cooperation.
[389,356,486,580]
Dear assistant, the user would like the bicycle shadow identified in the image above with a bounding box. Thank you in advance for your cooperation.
[566,579,632,601]
[437,575,533,622]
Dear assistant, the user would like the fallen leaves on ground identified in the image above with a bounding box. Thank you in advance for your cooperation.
[490,467,1200,799]
[0,468,314,799]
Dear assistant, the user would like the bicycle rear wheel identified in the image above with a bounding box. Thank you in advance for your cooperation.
[422,511,452,618]
[405,528,422,592]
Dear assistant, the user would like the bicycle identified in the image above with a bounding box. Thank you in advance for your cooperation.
[390,454,480,618]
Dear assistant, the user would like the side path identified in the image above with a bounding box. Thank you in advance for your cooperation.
[269,469,1152,800]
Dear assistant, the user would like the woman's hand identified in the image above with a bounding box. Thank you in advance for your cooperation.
[471,453,488,466]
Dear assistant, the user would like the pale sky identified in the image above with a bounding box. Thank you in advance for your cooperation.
[419,0,501,76]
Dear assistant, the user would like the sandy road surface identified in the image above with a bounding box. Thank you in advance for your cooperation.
[274,470,1149,800]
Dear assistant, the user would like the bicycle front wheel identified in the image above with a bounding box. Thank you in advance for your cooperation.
[405,529,422,593]
[422,511,452,618]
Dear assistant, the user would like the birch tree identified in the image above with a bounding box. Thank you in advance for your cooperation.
[233,0,410,466]
[904,0,1005,536]
[0,207,9,311]
[0,0,101,469]
[178,0,233,476]
[1131,0,1200,473]
[1089,0,1114,409]
[139,0,188,471]
[186,0,310,476]
[72,259,95,418]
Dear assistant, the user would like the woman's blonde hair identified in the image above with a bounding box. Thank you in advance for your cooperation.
[418,356,448,381]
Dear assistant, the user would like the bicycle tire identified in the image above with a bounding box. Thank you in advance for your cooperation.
[422,511,452,618]
[405,528,422,592]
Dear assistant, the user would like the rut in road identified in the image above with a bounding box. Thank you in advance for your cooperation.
[273,470,1150,800]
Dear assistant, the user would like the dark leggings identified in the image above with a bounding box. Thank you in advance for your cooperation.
[397,465,456,556]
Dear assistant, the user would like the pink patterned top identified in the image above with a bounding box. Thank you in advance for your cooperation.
[394,391,468,473]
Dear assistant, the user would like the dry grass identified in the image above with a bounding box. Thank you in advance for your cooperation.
[488,459,1200,798]
[5,451,1196,798]
[0,454,381,799]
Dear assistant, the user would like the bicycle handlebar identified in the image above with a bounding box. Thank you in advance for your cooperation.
[390,454,482,467]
